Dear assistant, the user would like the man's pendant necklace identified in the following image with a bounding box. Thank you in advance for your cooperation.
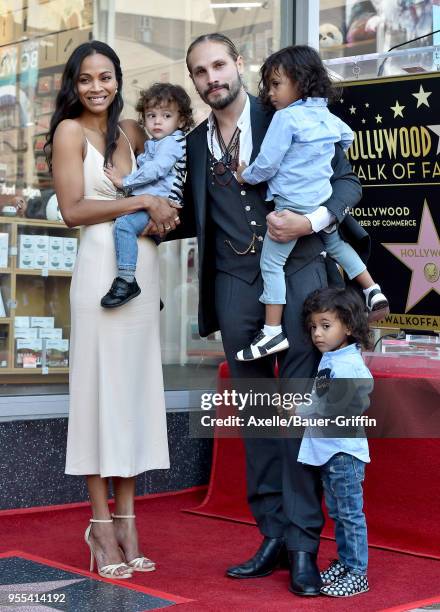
[210,117,240,186]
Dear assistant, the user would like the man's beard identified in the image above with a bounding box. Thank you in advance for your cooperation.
[200,72,243,110]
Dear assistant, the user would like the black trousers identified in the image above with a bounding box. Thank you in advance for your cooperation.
[215,256,327,552]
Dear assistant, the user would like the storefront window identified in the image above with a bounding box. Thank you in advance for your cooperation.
[319,1,440,79]
[0,1,282,397]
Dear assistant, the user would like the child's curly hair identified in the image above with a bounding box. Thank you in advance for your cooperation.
[303,287,373,351]
[135,82,195,132]
[258,45,340,108]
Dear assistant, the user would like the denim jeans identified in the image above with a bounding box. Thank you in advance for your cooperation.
[321,452,368,574]
[113,211,150,271]
[259,196,365,304]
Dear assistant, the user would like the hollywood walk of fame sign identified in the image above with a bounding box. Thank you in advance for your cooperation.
[331,73,440,332]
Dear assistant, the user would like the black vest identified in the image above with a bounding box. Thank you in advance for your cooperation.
[207,153,271,283]
[206,152,325,284]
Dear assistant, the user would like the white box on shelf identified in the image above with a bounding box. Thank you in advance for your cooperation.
[14,327,39,340]
[62,254,75,271]
[38,328,62,339]
[20,235,35,252]
[33,252,49,269]
[19,253,35,269]
[30,316,54,328]
[63,237,78,256]
[16,339,43,368]
[34,235,49,253]
[0,232,9,268]
[45,338,69,367]
[19,235,36,268]
[49,236,64,255]
[48,253,63,270]
[14,316,30,328]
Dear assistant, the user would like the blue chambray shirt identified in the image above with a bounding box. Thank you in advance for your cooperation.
[241,98,353,205]
[123,129,186,205]
[297,344,373,466]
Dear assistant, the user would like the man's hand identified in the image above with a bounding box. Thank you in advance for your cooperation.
[103,164,124,189]
[266,209,313,243]
[236,161,248,185]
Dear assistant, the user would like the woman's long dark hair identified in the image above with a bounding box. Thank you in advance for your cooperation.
[44,40,123,170]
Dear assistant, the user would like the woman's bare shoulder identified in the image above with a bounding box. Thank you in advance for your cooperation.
[54,118,84,136]
[119,118,146,153]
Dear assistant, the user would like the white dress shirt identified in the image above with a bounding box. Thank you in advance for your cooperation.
[206,94,335,233]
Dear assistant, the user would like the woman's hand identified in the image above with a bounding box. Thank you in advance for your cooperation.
[141,195,180,234]
[141,218,179,239]
[266,209,313,242]
[132,195,181,237]
[103,164,124,189]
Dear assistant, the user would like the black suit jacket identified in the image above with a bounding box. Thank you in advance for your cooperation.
[171,96,369,337]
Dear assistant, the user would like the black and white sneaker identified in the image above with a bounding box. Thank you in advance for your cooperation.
[235,330,289,361]
[365,286,389,322]
[321,571,369,597]
[320,559,348,585]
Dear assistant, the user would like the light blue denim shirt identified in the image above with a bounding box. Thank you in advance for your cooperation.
[241,98,353,205]
[298,343,373,466]
[123,130,186,205]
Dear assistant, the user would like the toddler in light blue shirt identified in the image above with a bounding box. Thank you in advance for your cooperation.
[101,83,194,308]
[235,46,388,362]
[300,286,373,597]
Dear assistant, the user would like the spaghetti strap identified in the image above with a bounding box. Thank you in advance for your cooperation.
[118,126,137,164]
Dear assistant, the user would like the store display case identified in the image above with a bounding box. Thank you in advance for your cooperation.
[0,216,78,377]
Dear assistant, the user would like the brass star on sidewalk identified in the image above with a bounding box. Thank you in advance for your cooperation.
[412,84,431,108]
[390,100,405,118]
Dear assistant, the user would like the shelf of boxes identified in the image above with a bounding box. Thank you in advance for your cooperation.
[0,216,78,376]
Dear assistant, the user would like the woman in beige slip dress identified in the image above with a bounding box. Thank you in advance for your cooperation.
[46,41,179,579]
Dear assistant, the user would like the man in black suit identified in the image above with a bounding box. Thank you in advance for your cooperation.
[173,34,367,596]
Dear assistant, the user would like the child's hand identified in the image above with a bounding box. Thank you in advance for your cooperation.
[103,164,124,190]
[236,161,248,185]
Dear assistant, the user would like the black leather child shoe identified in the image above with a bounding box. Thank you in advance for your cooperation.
[101,277,141,308]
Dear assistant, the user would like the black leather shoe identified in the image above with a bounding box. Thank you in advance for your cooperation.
[288,551,322,596]
[226,537,286,579]
[101,277,141,308]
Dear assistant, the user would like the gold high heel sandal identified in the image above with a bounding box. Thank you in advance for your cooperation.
[84,518,133,579]
[112,514,156,572]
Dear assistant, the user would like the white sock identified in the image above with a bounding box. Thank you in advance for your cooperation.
[363,283,380,297]
[263,324,282,336]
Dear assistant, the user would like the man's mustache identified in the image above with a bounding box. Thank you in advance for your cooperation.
[204,83,229,96]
